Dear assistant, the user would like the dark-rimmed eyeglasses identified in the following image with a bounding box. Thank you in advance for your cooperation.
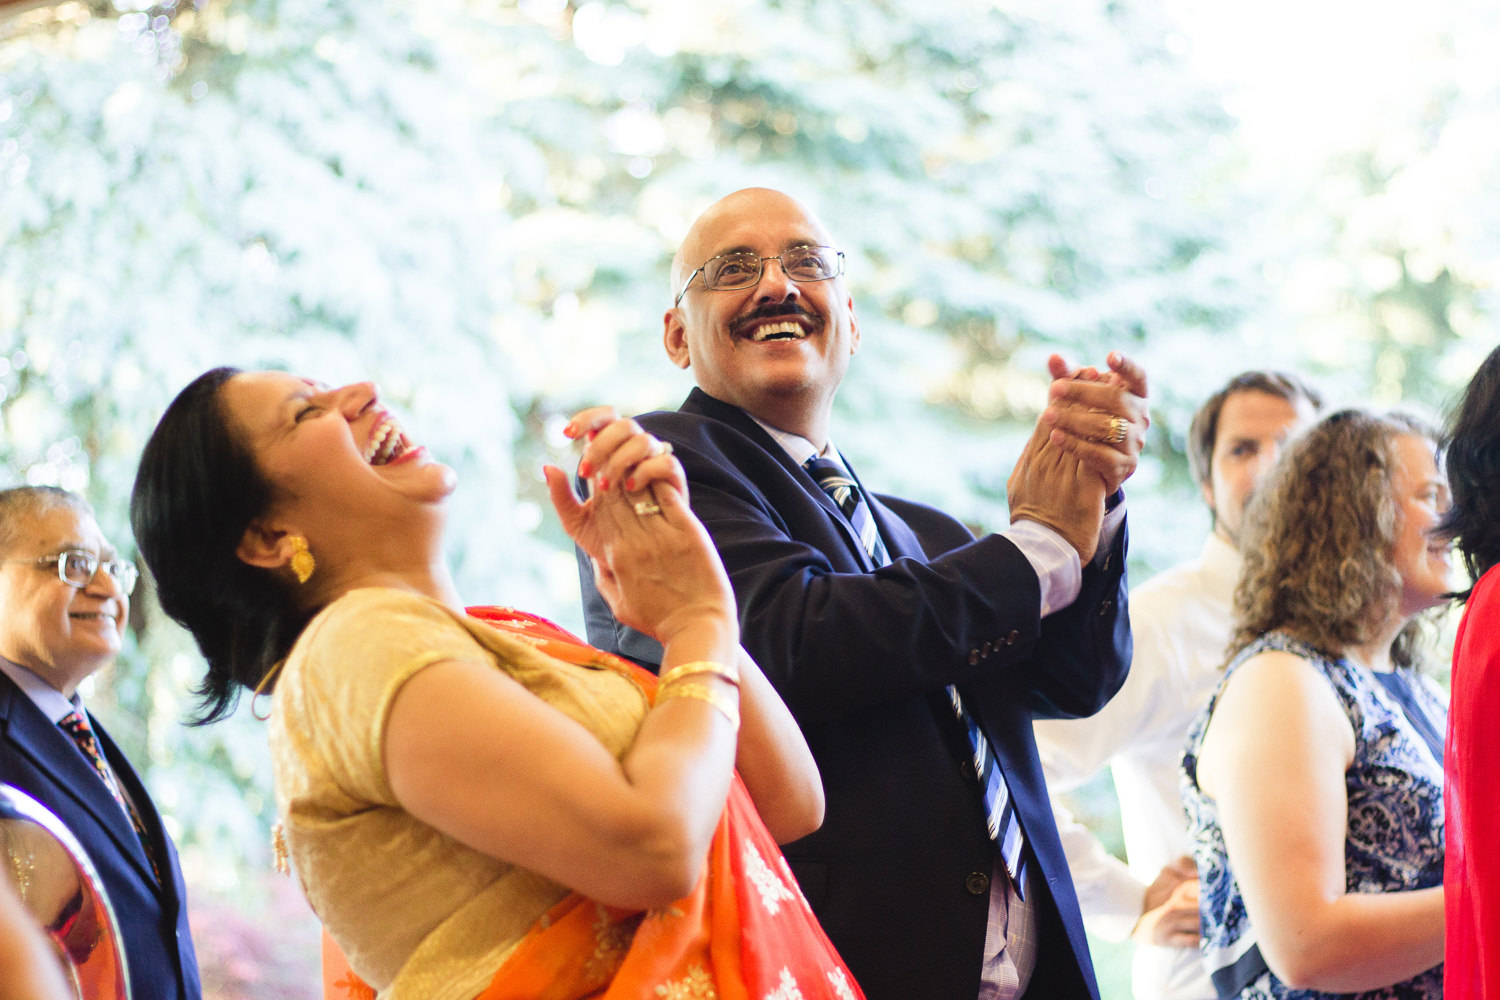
[674,245,845,306]
[3,549,138,592]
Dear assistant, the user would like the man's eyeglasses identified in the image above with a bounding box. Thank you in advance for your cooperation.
[3,549,139,592]
[674,245,845,306]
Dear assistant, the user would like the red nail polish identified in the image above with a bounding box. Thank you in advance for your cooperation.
[598,475,610,492]
[578,459,593,478]
[625,477,636,492]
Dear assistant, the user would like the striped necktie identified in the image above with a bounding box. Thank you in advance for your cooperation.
[58,710,161,883]
[804,454,1028,897]
[803,456,890,566]
[949,688,1028,897]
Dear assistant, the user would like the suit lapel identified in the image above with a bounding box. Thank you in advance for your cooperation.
[93,717,175,891]
[680,389,881,571]
[0,676,163,889]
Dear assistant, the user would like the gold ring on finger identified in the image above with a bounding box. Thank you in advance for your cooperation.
[633,499,663,517]
[1104,416,1129,444]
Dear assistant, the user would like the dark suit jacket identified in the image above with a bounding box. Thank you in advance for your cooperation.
[580,388,1131,1000]
[0,670,202,1000]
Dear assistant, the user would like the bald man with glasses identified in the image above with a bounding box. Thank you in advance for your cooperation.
[0,486,201,1000]
[580,188,1146,1000]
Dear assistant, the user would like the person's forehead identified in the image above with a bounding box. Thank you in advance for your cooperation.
[1218,390,1306,436]
[223,370,319,435]
[13,505,108,556]
[692,194,833,259]
[1392,432,1441,481]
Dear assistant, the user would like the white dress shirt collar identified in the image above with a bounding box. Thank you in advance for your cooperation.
[0,654,83,724]
[748,414,844,472]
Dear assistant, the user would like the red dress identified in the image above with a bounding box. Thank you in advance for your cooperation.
[1444,563,1500,996]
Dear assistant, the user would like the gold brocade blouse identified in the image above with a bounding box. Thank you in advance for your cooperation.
[267,588,650,1000]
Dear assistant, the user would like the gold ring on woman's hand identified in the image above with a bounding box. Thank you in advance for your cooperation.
[1103,416,1129,444]
[633,499,663,517]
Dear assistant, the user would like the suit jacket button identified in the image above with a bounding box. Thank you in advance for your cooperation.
[960,760,976,780]
[1005,629,1020,645]
[981,641,992,657]
[965,871,990,896]
[968,650,980,665]
[1097,599,1114,617]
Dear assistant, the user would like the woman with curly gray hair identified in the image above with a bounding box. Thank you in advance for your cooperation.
[1181,408,1448,999]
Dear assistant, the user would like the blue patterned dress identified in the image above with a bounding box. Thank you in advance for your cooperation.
[1181,633,1446,999]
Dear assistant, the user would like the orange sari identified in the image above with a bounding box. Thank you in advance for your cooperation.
[323,606,862,1000]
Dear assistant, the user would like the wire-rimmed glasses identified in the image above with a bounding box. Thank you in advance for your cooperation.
[3,549,139,592]
[674,245,845,306]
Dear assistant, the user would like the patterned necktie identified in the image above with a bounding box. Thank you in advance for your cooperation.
[58,710,160,882]
[804,454,1028,897]
[803,456,891,566]
[949,688,1028,897]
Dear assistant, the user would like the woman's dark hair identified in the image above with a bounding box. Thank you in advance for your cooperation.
[1437,344,1500,601]
[1230,408,1443,672]
[131,367,311,723]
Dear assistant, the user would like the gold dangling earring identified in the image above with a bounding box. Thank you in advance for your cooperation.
[250,660,285,722]
[289,535,316,584]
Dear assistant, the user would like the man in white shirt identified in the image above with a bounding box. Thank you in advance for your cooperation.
[1033,371,1321,1000]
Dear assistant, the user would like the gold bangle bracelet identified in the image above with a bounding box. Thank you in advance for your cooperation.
[658,659,740,689]
[657,682,740,730]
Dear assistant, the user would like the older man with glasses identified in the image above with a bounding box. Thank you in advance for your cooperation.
[0,485,201,1000]
[579,187,1147,1000]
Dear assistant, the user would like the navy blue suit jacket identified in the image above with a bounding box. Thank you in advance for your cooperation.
[580,389,1131,1000]
[0,670,202,1000]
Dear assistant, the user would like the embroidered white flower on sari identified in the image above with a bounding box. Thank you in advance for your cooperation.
[743,838,796,915]
[764,967,805,1000]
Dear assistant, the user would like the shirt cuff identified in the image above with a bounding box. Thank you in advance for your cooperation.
[1095,494,1127,568]
[1003,491,1126,616]
[1001,519,1081,618]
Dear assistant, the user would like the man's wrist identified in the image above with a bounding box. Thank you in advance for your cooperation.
[1002,518,1082,617]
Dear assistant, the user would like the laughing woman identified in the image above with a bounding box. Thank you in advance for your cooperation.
[1181,409,1448,999]
[130,368,863,1000]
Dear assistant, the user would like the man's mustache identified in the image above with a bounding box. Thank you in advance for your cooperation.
[729,303,818,337]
